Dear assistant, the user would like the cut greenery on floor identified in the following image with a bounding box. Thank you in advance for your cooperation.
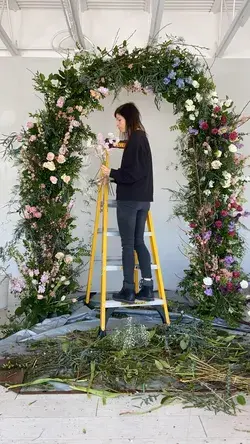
[1,319,250,415]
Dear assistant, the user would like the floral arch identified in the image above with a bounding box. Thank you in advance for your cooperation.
[2,40,249,328]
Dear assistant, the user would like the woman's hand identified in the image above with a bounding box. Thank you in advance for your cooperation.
[101,165,111,176]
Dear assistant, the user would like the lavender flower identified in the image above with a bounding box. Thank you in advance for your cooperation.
[168,70,176,80]
[185,77,193,84]
[228,221,235,232]
[41,272,50,284]
[188,127,199,135]
[11,277,26,293]
[38,285,46,294]
[202,230,212,241]
[204,288,213,296]
[163,77,170,86]
[172,57,181,68]
[176,78,185,88]
[224,255,235,266]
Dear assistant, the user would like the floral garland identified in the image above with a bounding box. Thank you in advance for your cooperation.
[1,40,249,327]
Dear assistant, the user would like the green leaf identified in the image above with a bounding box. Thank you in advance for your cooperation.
[61,341,70,353]
[15,306,24,316]
[236,395,246,406]
[180,339,188,350]
[155,360,164,371]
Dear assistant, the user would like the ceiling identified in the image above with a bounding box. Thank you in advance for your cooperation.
[0,0,245,11]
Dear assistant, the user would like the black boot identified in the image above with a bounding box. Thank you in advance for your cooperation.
[135,280,154,302]
[112,287,135,304]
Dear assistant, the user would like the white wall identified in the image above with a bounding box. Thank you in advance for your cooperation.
[0,57,250,295]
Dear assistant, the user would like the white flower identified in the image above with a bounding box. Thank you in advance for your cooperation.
[240,280,248,289]
[64,255,73,264]
[222,180,231,189]
[211,160,222,169]
[215,150,222,158]
[204,189,211,196]
[195,93,202,102]
[204,150,209,155]
[222,171,231,180]
[32,279,38,285]
[108,132,115,138]
[229,144,237,153]
[64,280,70,286]
[210,91,218,98]
[194,110,199,117]
[43,161,56,171]
[192,80,199,88]
[225,99,233,108]
[211,97,219,105]
[60,276,66,282]
[203,277,213,286]
[185,99,195,112]
[244,176,250,182]
[209,180,214,188]
[61,295,66,301]
[55,252,64,260]
[189,114,196,121]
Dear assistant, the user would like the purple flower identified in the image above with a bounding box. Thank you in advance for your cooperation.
[236,142,244,149]
[224,255,235,266]
[41,272,49,284]
[228,221,235,232]
[176,78,185,88]
[243,211,250,217]
[168,70,176,80]
[11,277,26,293]
[204,288,213,296]
[215,235,222,244]
[185,77,193,85]
[38,285,46,294]
[202,230,212,241]
[189,127,199,135]
[163,77,170,85]
[172,57,181,68]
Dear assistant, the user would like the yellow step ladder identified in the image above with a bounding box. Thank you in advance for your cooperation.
[86,151,170,337]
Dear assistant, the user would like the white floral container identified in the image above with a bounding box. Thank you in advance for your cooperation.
[0,275,9,309]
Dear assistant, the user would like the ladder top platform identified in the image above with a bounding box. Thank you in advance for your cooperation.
[105,298,164,308]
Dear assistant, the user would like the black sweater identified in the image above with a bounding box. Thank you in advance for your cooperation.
[110,130,153,202]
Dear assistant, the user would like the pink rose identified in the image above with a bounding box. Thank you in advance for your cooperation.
[29,135,37,142]
[34,211,42,219]
[50,176,58,184]
[40,184,46,189]
[59,146,67,155]
[61,174,71,184]
[213,106,221,113]
[27,121,34,129]
[215,220,223,229]
[211,128,219,135]
[17,134,23,142]
[72,120,80,127]
[56,96,65,108]
[220,210,228,217]
[57,154,66,164]
[47,152,55,161]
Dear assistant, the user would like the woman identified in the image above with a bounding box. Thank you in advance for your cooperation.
[101,102,154,304]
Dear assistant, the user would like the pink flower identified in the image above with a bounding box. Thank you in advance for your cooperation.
[47,152,55,161]
[76,105,83,112]
[229,131,238,142]
[220,210,228,217]
[37,294,44,300]
[57,154,66,164]
[30,206,37,213]
[17,134,23,142]
[98,86,109,97]
[40,184,46,189]
[211,128,219,135]
[27,121,34,129]
[213,106,221,113]
[50,176,58,184]
[72,298,77,303]
[34,211,42,219]
[56,96,65,108]
[215,220,223,229]
[72,120,80,127]
[29,135,37,142]
[61,174,71,184]
[67,107,74,113]
[59,146,67,155]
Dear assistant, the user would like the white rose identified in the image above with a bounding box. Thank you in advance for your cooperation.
[211,97,219,105]
[185,99,194,106]
[189,114,196,121]
[61,295,66,301]
[108,132,114,138]
[204,150,209,155]
[194,110,199,117]
[211,160,222,169]
[215,150,222,158]
[209,180,214,188]
[225,99,233,108]
[240,280,248,289]
[203,277,213,286]
[64,255,73,264]
[222,180,231,189]
[186,105,195,112]
[64,280,70,286]
[222,172,231,180]
[229,144,237,153]
[55,252,64,260]
[60,276,66,282]
[43,161,56,171]
[192,80,199,88]
[204,189,211,196]
[195,93,202,102]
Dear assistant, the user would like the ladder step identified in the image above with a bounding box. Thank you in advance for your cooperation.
[98,228,152,237]
[108,200,117,208]
[105,298,164,308]
[105,264,158,271]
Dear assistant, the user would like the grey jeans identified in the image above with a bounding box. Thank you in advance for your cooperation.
[117,201,152,290]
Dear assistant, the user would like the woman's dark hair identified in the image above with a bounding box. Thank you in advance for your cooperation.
[114,102,145,137]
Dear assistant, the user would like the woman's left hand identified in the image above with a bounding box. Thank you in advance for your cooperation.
[101,165,111,176]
